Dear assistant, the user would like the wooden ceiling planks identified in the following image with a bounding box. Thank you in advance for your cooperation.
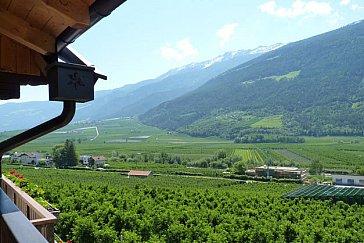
[0,35,41,76]
[0,0,93,76]
[44,0,90,29]
[0,6,55,55]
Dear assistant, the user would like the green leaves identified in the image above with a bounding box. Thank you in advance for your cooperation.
[52,139,78,168]
[10,167,364,243]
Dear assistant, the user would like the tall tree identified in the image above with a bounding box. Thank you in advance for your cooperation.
[52,139,78,168]
[64,139,78,166]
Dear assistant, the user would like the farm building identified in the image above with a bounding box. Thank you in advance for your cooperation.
[90,156,107,167]
[80,155,107,167]
[11,152,41,165]
[332,175,364,186]
[255,166,307,180]
[80,155,92,165]
[128,170,153,178]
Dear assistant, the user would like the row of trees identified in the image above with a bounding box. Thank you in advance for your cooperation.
[235,134,305,144]
[110,151,188,165]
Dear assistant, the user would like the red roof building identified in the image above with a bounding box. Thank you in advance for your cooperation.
[128,170,153,178]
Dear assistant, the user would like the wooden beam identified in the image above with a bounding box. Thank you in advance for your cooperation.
[0,7,55,55]
[41,0,90,29]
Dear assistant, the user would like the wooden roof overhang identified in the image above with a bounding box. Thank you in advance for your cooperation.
[0,0,126,100]
[0,0,126,161]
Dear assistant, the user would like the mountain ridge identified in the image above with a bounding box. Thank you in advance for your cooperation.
[140,20,364,138]
[0,44,281,131]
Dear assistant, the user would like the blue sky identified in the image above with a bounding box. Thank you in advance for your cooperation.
[3,0,364,104]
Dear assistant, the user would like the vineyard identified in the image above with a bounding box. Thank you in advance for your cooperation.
[273,149,311,163]
[5,166,364,242]
[288,145,364,169]
[233,149,267,163]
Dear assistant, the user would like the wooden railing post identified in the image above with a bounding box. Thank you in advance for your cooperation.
[1,176,57,243]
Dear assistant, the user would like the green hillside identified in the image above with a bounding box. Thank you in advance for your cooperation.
[140,20,364,138]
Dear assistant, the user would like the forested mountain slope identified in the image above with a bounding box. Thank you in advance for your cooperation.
[140,20,364,138]
[74,44,281,121]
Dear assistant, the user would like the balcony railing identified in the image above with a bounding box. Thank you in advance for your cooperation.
[1,176,57,243]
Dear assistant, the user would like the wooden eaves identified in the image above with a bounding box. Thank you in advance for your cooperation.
[0,0,126,99]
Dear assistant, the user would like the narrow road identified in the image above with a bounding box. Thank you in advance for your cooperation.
[76,126,99,141]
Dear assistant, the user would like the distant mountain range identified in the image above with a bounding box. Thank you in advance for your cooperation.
[0,44,282,131]
[141,20,364,138]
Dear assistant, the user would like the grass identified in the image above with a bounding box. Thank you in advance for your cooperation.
[251,115,283,128]
[264,70,301,82]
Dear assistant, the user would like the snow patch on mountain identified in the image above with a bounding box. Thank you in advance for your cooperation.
[249,43,284,54]
[203,56,224,68]
[159,43,285,77]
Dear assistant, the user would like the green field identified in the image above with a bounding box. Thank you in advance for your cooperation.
[251,115,283,128]
[0,118,236,160]
[1,118,364,172]
[264,70,301,82]
[233,149,267,163]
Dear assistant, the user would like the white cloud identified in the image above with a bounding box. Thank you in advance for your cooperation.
[160,38,198,61]
[217,23,239,48]
[258,0,333,18]
[340,0,350,6]
[339,0,364,11]
[351,3,364,11]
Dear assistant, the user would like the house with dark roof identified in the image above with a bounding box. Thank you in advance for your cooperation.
[90,156,107,167]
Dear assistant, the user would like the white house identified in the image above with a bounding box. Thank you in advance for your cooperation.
[80,155,107,167]
[80,155,92,165]
[332,175,364,186]
[11,152,41,165]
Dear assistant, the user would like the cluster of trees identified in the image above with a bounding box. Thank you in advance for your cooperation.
[186,150,242,171]
[52,140,78,168]
[110,149,246,173]
[234,134,305,144]
[110,151,188,165]
[14,168,364,243]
